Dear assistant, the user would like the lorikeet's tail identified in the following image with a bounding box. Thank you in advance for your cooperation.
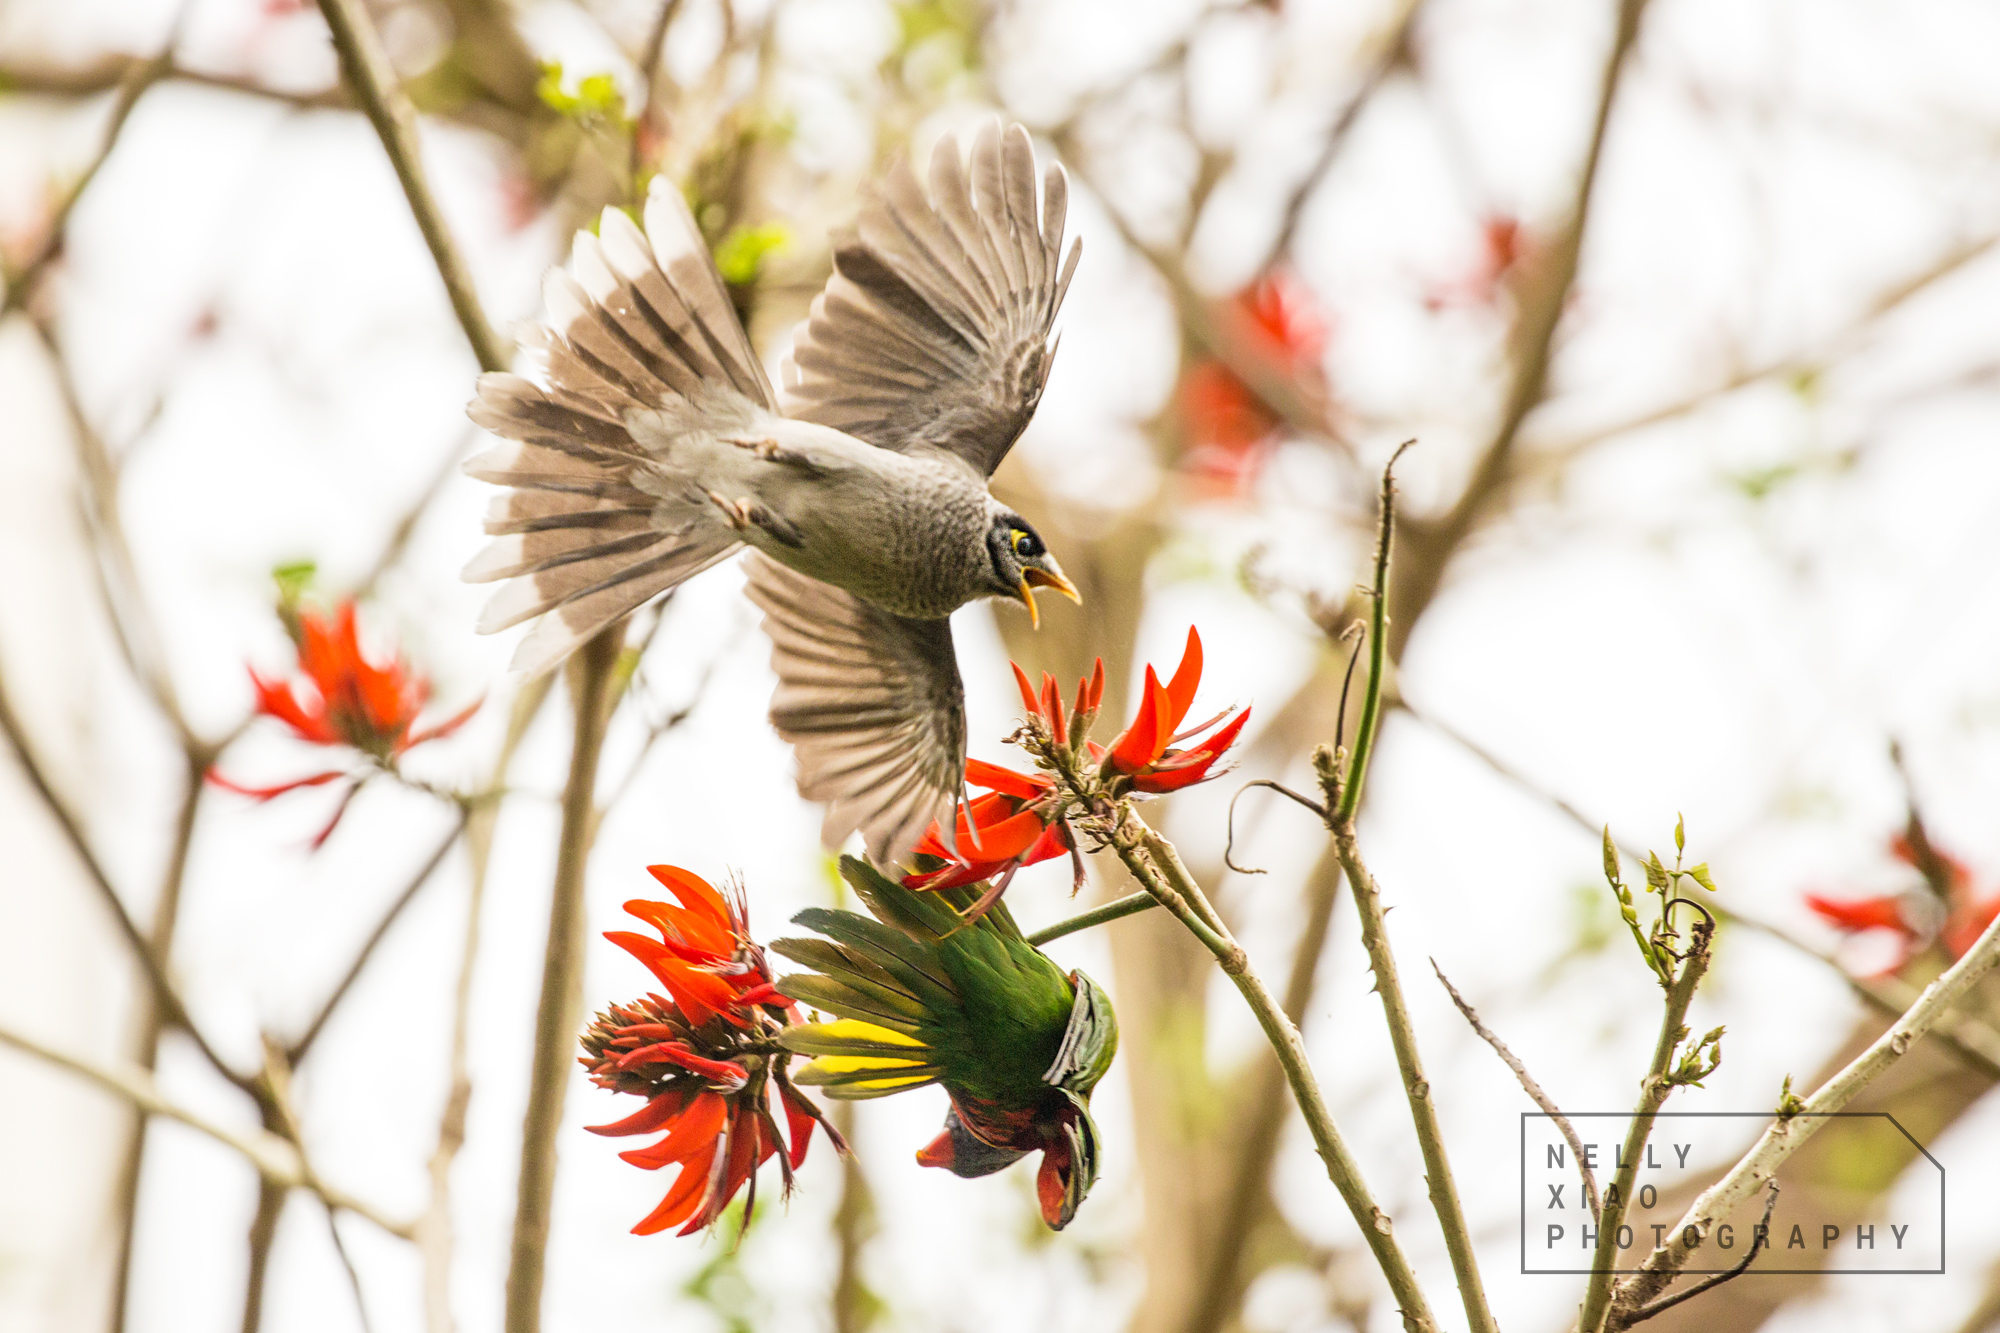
[772,856,1117,1229]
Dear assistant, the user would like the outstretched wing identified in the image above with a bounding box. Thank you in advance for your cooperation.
[743,553,965,864]
[783,120,1080,477]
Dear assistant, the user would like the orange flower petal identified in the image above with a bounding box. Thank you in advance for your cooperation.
[1041,673,1067,744]
[1108,666,1170,771]
[1162,627,1203,734]
[964,759,1045,800]
[967,805,1048,861]
[587,1088,691,1137]
[618,1091,728,1169]
[1011,661,1039,714]
[633,1143,719,1235]
[646,865,731,932]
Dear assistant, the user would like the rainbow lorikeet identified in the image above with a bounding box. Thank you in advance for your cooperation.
[773,856,1118,1229]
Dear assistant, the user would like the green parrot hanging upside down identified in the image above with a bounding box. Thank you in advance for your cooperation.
[774,856,1118,1230]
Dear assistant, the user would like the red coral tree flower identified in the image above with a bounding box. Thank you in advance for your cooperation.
[903,629,1248,902]
[209,599,479,843]
[583,865,838,1237]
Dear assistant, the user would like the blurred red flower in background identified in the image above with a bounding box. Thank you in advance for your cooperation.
[1804,833,2000,976]
[1180,270,1330,498]
[583,866,834,1236]
[209,599,478,843]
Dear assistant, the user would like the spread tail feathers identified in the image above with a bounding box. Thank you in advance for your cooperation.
[463,179,775,677]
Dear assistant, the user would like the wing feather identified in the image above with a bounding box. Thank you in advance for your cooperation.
[744,553,963,865]
[785,120,1079,476]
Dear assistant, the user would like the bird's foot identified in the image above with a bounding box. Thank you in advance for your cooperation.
[705,490,806,548]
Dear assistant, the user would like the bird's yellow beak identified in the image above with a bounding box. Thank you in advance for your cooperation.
[1018,568,1082,630]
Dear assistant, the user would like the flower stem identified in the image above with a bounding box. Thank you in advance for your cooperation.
[505,629,620,1333]
[1025,890,1158,946]
[1109,812,1440,1333]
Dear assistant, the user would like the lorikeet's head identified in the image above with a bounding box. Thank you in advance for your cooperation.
[774,856,1119,1230]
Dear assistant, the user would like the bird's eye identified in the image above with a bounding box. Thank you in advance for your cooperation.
[1011,528,1044,558]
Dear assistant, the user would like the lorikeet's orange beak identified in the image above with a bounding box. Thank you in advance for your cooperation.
[1018,566,1081,629]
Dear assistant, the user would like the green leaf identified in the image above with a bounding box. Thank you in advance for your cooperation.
[1675,813,1685,854]
[1644,852,1671,896]
[534,61,631,130]
[272,559,317,605]
[1688,863,1717,893]
[714,221,789,286]
[1602,826,1620,886]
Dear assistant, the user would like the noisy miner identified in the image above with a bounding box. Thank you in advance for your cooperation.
[463,121,1081,864]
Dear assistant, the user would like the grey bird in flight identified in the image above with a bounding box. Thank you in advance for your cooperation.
[463,121,1081,863]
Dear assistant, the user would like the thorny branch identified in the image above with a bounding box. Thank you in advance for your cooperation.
[1108,818,1440,1333]
[1314,446,1497,1333]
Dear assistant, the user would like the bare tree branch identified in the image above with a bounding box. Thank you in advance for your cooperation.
[1389,0,1654,658]
[0,1021,411,1238]
[1264,0,1424,267]
[287,811,469,1064]
[505,629,620,1333]
[314,0,510,373]
[1432,959,1601,1224]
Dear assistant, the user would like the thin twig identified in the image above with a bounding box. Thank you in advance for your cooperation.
[505,629,621,1333]
[1608,905,2000,1324]
[1026,890,1158,946]
[1334,439,1413,824]
[423,675,555,1333]
[1622,1182,1778,1327]
[324,1207,377,1333]
[0,663,249,1091]
[29,313,202,751]
[1577,920,1714,1333]
[1,10,187,312]
[314,0,510,374]
[1396,698,2000,1079]
[1265,0,1423,265]
[0,1021,411,1238]
[1432,959,1601,1224]
[1224,780,1329,876]
[108,750,209,1333]
[288,810,470,1063]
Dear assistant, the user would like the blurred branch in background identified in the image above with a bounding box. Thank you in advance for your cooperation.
[0,1022,411,1239]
